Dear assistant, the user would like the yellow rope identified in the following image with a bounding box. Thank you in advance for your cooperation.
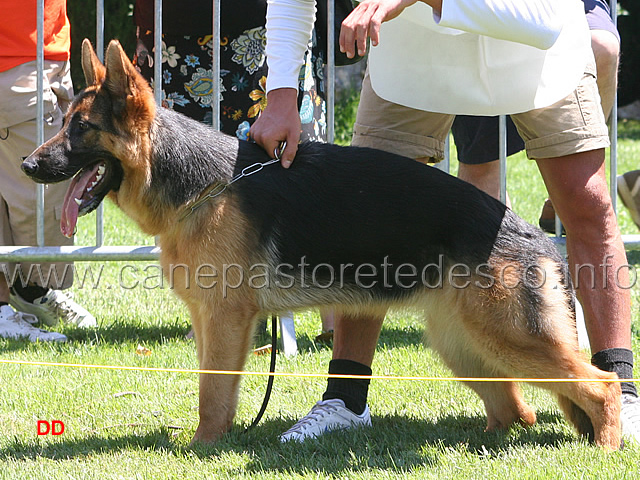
[1,358,637,383]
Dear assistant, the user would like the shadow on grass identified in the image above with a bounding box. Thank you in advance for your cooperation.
[0,430,176,462]
[281,323,425,356]
[1,317,422,354]
[0,318,192,353]
[0,410,577,473]
[68,318,192,345]
[226,411,576,474]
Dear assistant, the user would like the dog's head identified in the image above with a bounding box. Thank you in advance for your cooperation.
[22,39,155,237]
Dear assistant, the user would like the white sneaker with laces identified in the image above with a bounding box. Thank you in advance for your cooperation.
[279,398,371,442]
[621,393,640,443]
[10,289,96,328]
[0,304,67,342]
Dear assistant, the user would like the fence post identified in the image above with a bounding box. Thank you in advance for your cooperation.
[96,0,105,246]
[36,0,45,247]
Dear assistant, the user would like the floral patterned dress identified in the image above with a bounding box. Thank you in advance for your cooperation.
[133,0,326,143]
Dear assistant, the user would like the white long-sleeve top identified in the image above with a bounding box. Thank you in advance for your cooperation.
[265,0,592,114]
[265,0,317,93]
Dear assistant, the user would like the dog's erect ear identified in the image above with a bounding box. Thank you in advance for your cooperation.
[104,39,154,116]
[104,40,133,98]
[81,39,106,86]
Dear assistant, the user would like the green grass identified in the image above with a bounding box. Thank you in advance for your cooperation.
[1,107,640,478]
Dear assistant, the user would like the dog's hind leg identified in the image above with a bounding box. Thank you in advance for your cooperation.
[512,351,621,449]
[441,357,537,431]
[453,364,537,431]
[477,381,537,431]
[546,361,621,449]
[556,391,595,442]
[462,259,621,449]
[424,292,536,432]
[467,310,620,449]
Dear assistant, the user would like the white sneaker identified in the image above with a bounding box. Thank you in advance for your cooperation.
[621,393,640,443]
[10,289,96,328]
[279,399,372,442]
[0,304,67,342]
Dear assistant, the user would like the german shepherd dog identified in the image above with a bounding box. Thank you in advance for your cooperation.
[22,39,621,449]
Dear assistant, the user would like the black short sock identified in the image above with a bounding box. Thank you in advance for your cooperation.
[591,348,638,397]
[322,359,372,415]
[11,283,48,303]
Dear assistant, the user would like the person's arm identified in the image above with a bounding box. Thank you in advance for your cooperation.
[435,0,562,49]
[250,0,316,167]
[340,0,429,58]
[264,0,316,93]
[339,0,564,60]
[250,88,301,168]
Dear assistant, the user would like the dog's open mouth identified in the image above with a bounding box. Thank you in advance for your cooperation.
[61,161,121,237]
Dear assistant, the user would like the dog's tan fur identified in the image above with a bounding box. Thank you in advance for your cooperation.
[23,39,622,449]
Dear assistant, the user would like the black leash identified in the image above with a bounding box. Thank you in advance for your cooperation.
[238,144,286,431]
[245,313,278,432]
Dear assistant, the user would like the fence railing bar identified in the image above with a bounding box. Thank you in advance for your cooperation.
[0,246,160,262]
[96,0,104,60]
[327,0,336,143]
[437,134,450,173]
[552,235,640,255]
[212,0,221,131]
[2,234,640,263]
[610,0,619,215]
[498,115,507,205]
[95,0,105,246]
[153,0,163,108]
[610,106,618,214]
[36,0,45,247]
[610,0,618,215]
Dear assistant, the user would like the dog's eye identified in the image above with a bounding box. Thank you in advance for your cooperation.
[78,121,89,131]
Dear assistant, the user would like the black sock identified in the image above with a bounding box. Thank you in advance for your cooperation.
[591,348,638,397]
[322,359,372,415]
[11,283,48,303]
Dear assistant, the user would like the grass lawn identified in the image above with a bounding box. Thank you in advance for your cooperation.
[1,108,640,478]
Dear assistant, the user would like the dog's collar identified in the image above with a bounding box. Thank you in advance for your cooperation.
[178,143,284,222]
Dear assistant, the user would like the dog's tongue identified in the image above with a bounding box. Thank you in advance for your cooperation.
[61,164,101,237]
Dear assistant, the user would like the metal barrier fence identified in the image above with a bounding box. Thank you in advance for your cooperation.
[1,0,639,267]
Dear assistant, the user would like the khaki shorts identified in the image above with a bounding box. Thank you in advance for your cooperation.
[0,61,74,289]
[352,59,610,161]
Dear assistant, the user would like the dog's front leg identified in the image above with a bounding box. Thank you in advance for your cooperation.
[189,299,258,444]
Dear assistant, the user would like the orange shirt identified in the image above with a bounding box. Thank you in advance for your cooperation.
[0,0,71,73]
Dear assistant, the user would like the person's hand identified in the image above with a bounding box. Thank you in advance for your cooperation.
[250,88,301,168]
[339,0,441,58]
